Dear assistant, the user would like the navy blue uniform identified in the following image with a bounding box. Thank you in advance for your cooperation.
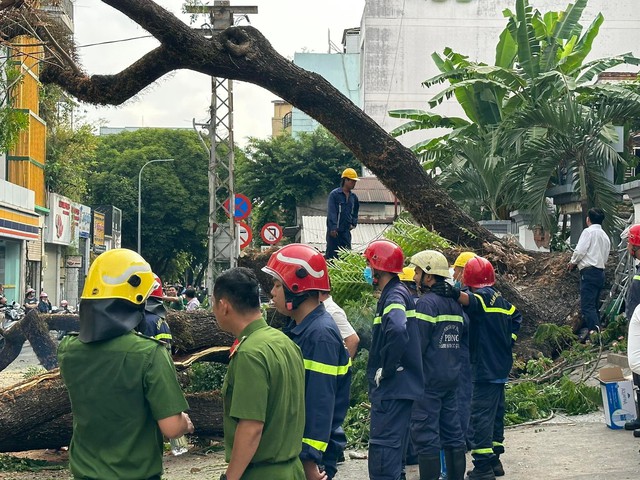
[465,287,521,472]
[411,291,466,456]
[325,188,359,260]
[368,277,423,480]
[138,311,172,349]
[284,304,351,479]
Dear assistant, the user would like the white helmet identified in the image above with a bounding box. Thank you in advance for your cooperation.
[409,250,451,278]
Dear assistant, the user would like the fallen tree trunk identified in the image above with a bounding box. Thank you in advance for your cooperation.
[0,370,224,452]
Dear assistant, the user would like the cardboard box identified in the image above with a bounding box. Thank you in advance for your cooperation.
[599,367,637,429]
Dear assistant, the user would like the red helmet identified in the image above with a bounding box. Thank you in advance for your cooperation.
[628,225,640,247]
[149,275,163,299]
[463,256,496,288]
[262,243,330,293]
[364,240,404,273]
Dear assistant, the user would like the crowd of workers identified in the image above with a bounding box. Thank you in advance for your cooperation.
[54,233,522,480]
[45,170,640,480]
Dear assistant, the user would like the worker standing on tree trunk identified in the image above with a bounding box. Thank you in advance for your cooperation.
[325,168,360,260]
[623,224,640,435]
[58,249,194,480]
[432,257,521,480]
[364,240,423,480]
[567,207,610,343]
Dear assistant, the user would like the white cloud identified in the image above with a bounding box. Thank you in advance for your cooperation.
[73,0,365,144]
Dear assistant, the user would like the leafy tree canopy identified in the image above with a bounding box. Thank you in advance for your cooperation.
[86,128,209,281]
[236,128,359,239]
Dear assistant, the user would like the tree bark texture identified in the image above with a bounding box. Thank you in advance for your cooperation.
[0,371,224,452]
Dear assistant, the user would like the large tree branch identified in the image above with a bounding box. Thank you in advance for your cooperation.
[41,45,181,105]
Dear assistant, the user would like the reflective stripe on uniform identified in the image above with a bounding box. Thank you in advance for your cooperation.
[304,358,351,376]
[511,333,517,341]
[303,437,328,452]
[492,441,504,447]
[474,294,515,315]
[383,303,406,314]
[634,275,640,281]
[155,333,172,341]
[472,448,494,455]
[415,312,464,324]
[374,304,412,325]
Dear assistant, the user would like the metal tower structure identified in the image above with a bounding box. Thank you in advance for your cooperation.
[187,1,258,295]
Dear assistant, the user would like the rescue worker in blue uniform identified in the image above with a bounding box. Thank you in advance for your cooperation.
[624,225,640,431]
[137,274,173,349]
[433,256,521,480]
[263,243,351,480]
[325,168,360,260]
[409,250,466,480]
[364,239,423,480]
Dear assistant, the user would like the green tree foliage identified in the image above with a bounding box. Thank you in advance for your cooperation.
[235,128,358,237]
[87,129,209,280]
[0,59,28,151]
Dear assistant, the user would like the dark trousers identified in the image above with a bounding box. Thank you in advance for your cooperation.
[458,359,473,447]
[325,230,352,260]
[321,426,346,479]
[469,382,505,471]
[411,388,465,457]
[580,267,605,330]
[634,373,640,417]
[369,399,413,480]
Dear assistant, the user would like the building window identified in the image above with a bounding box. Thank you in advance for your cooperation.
[282,112,292,130]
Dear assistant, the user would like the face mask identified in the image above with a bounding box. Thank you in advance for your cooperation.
[454,280,462,289]
[363,266,374,285]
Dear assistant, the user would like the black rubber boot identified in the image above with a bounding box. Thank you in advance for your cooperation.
[624,419,640,430]
[634,429,640,438]
[419,454,442,480]
[444,449,466,480]
[491,455,505,477]
[465,466,496,480]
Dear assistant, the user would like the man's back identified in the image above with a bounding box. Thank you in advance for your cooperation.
[58,332,189,480]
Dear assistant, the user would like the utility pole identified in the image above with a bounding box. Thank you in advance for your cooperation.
[187,1,258,298]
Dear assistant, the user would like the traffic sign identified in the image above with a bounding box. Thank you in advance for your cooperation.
[237,221,253,250]
[260,222,283,245]
[223,193,252,220]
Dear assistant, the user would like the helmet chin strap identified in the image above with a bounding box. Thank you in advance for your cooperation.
[285,289,312,311]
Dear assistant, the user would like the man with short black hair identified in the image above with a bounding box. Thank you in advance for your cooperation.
[184,287,200,311]
[568,207,611,342]
[214,267,306,480]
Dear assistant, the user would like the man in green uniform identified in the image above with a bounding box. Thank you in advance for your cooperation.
[58,249,194,480]
[213,267,306,480]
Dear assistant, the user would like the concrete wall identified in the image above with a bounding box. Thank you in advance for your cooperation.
[361,0,640,146]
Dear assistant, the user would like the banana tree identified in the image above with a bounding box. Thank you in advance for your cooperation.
[503,91,640,232]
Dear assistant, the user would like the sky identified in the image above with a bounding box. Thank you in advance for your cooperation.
[73,0,366,144]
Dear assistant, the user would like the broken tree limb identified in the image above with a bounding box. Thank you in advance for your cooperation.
[0,370,224,452]
[0,310,57,371]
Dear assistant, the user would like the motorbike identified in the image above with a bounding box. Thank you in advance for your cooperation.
[0,302,26,330]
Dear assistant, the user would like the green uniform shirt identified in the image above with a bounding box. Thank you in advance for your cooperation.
[222,318,306,479]
[58,332,189,480]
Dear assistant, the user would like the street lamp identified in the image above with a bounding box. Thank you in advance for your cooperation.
[138,159,174,254]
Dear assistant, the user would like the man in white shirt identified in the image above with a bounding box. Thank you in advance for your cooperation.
[319,291,360,358]
[627,305,640,436]
[567,208,611,342]
[184,288,200,312]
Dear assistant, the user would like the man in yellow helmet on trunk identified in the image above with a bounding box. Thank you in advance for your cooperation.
[325,168,360,260]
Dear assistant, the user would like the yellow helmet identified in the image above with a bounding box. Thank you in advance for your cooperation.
[398,266,415,282]
[410,250,451,278]
[341,168,359,181]
[453,251,477,268]
[81,249,157,305]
